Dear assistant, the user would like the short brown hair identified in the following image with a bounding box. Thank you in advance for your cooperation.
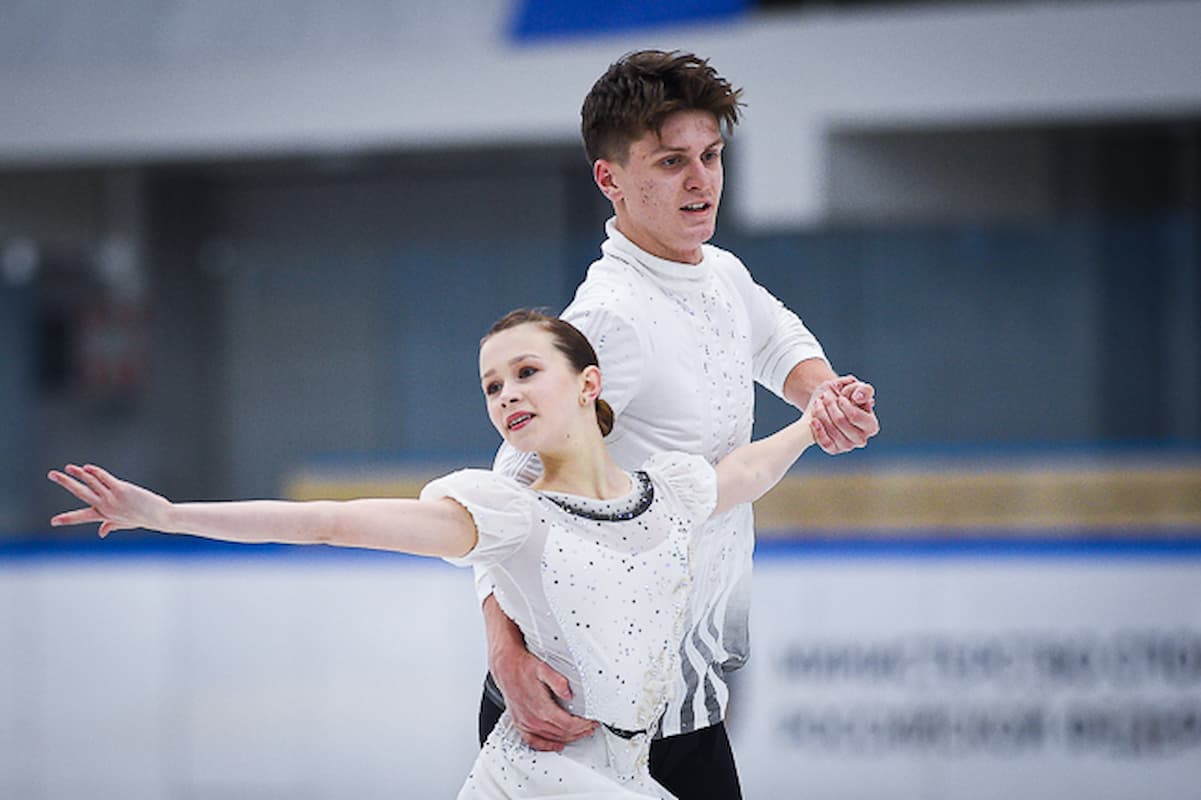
[483,309,615,437]
[580,49,744,164]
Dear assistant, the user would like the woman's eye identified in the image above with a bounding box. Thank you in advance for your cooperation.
[485,382,501,395]
[518,366,537,379]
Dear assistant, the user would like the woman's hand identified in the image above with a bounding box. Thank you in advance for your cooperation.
[48,464,173,538]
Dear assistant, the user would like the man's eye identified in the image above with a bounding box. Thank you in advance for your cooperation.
[662,157,680,167]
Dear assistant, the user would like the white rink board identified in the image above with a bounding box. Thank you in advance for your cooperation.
[732,544,1201,800]
[0,551,488,800]
[2,541,1198,799]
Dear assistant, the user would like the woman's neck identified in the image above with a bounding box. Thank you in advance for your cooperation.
[532,436,630,500]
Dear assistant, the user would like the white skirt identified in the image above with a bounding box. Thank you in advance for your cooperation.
[457,713,674,799]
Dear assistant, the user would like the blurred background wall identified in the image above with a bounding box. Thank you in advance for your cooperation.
[1,1,1199,798]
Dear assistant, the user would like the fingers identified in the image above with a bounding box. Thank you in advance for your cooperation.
[511,700,595,749]
[47,467,101,507]
[811,389,879,454]
[540,664,573,702]
[50,508,104,527]
[68,464,114,504]
[519,732,567,752]
[528,702,596,742]
[849,402,880,439]
[839,378,875,410]
[811,391,855,453]
[807,374,881,455]
[814,375,855,399]
[536,664,596,734]
[83,465,128,501]
[47,464,131,537]
[836,395,877,433]
[811,417,836,453]
[498,656,597,749]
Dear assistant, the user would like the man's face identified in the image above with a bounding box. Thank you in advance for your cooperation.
[596,109,724,265]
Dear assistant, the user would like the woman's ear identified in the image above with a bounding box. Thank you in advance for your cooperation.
[580,364,603,404]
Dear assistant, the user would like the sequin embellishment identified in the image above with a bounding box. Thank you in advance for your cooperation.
[538,471,654,522]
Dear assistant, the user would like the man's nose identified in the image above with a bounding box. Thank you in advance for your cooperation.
[684,157,710,191]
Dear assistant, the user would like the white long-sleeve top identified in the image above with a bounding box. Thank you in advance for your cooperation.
[486,218,828,736]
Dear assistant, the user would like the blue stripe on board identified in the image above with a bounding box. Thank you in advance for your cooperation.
[4,531,1201,564]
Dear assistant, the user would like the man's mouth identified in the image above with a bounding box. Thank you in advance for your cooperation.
[506,412,535,431]
[681,201,711,212]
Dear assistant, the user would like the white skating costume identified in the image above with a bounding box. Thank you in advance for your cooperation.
[422,452,716,798]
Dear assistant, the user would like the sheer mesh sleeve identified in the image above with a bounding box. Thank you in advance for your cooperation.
[419,469,534,568]
[643,452,718,527]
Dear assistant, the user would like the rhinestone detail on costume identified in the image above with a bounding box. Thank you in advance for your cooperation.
[538,471,654,522]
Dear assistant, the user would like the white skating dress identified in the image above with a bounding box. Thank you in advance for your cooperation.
[420,452,717,799]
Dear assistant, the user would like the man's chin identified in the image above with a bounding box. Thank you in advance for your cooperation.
[683,221,716,244]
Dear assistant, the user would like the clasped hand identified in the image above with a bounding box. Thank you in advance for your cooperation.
[808,375,878,454]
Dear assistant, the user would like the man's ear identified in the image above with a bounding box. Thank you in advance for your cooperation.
[593,160,623,203]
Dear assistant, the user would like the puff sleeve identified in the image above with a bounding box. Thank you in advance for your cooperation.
[419,469,535,569]
[642,451,718,528]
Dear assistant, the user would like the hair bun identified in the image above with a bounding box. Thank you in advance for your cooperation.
[596,398,615,437]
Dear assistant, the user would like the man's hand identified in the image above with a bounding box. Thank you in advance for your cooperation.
[483,595,597,751]
[808,375,879,454]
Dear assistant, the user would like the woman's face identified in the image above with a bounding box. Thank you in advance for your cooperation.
[479,324,587,453]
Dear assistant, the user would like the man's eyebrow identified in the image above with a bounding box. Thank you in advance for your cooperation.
[651,137,725,155]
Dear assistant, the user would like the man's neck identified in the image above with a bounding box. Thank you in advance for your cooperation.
[611,217,704,266]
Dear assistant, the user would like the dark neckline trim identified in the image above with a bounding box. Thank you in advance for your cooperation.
[538,471,654,522]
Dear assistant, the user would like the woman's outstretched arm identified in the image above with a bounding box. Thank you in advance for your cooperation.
[48,463,478,559]
[712,377,871,516]
[711,413,815,516]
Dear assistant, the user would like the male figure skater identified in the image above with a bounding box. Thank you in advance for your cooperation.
[478,50,880,798]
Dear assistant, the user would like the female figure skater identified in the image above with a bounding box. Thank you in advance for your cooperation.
[48,309,845,799]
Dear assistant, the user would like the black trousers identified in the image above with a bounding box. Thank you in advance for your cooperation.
[478,678,743,800]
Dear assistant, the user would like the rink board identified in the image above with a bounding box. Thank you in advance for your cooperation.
[1,536,1198,799]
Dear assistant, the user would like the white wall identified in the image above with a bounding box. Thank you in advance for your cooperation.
[1,1,1198,227]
